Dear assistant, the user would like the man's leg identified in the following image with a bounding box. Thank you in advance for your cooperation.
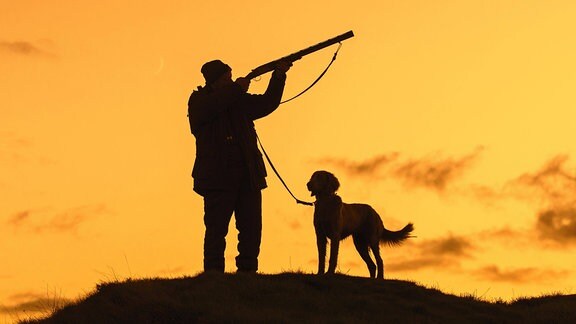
[203,190,236,272]
[234,187,262,272]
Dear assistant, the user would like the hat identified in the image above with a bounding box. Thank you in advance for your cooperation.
[201,60,231,84]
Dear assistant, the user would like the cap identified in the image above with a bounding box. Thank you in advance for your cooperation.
[201,60,231,84]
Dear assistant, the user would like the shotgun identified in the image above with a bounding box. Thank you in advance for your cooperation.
[245,30,354,80]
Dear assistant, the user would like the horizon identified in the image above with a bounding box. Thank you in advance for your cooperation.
[2,1,576,322]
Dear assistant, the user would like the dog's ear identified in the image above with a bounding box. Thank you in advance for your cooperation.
[327,172,340,193]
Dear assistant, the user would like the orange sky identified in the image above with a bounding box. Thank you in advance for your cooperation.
[2,0,576,321]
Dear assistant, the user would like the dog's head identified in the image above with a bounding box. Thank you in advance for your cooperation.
[307,170,340,197]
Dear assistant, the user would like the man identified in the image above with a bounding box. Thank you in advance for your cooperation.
[188,59,291,272]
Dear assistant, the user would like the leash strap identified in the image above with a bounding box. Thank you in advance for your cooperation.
[280,42,343,105]
[256,134,314,206]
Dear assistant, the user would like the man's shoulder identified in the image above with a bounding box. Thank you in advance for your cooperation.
[188,86,212,106]
[190,86,207,97]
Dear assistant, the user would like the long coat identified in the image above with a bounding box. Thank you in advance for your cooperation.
[187,71,287,195]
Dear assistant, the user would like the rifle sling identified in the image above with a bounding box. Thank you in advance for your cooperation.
[280,42,343,105]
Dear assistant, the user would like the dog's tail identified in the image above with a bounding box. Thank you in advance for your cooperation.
[381,223,415,246]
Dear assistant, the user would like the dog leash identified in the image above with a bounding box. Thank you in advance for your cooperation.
[256,134,314,206]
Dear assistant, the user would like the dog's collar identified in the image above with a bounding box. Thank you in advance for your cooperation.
[313,193,340,202]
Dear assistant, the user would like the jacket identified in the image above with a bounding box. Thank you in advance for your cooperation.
[188,71,287,194]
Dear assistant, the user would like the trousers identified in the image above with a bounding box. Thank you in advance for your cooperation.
[202,181,262,272]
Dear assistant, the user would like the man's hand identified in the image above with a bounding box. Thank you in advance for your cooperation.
[235,77,250,92]
[274,60,293,74]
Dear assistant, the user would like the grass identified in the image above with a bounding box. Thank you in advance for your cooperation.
[21,272,576,324]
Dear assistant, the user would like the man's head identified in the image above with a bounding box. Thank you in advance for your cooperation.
[201,60,232,86]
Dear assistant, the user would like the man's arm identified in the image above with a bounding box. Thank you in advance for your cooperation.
[242,62,292,120]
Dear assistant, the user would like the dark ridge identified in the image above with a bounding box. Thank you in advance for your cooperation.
[22,272,576,324]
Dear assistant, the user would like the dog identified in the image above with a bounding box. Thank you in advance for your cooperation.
[307,170,414,279]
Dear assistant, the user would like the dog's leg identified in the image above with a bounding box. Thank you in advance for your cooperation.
[327,237,340,274]
[316,234,327,275]
[370,243,384,279]
[353,235,376,278]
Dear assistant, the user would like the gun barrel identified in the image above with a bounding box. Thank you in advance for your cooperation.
[245,30,354,80]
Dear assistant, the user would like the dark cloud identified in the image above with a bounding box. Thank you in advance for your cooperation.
[0,40,54,57]
[318,151,576,212]
[473,265,570,284]
[6,204,109,234]
[512,155,576,205]
[318,153,400,176]
[464,155,576,209]
[511,155,576,246]
[461,184,506,207]
[536,207,576,245]
[392,148,482,191]
[477,227,528,242]
[318,148,483,192]
[420,235,476,257]
[388,234,476,272]
[7,210,32,227]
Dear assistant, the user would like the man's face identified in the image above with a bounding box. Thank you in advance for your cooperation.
[213,70,233,88]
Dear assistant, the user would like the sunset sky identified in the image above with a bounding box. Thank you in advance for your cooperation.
[2,0,576,320]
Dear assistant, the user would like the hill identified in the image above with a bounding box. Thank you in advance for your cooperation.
[23,272,576,323]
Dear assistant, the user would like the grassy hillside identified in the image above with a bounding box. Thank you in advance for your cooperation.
[23,272,576,323]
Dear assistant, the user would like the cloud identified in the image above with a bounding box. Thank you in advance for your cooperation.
[464,184,507,207]
[0,40,54,57]
[388,234,476,272]
[536,207,576,245]
[389,230,572,282]
[511,155,576,246]
[458,155,576,209]
[512,155,576,205]
[319,153,400,176]
[6,204,109,234]
[477,227,531,244]
[318,147,483,192]
[473,265,570,284]
[420,235,476,257]
[392,148,482,191]
[0,292,71,314]
[7,210,31,226]
[318,151,576,211]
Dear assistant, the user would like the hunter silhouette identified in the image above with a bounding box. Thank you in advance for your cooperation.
[188,59,291,272]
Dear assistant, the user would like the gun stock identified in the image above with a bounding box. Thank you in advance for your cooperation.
[245,30,354,80]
